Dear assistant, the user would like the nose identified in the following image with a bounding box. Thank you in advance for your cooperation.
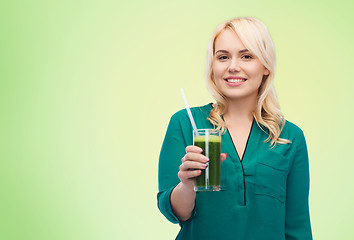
[228,59,240,72]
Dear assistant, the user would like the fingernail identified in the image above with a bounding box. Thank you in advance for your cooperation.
[204,157,209,162]
[202,163,207,168]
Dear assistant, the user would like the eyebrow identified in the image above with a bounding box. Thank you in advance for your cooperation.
[215,49,249,54]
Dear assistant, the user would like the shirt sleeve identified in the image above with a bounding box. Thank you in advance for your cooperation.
[157,112,195,225]
[285,130,313,239]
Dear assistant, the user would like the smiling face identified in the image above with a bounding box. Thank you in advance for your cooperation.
[212,29,270,101]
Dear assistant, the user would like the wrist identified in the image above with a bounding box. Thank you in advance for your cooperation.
[179,181,196,193]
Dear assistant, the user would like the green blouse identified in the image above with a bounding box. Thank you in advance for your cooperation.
[157,103,312,240]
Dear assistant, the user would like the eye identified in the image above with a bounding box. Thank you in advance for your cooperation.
[242,54,253,60]
[217,55,228,60]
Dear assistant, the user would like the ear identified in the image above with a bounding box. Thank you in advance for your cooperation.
[264,68,270,76]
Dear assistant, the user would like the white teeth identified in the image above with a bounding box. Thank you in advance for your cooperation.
[227,79,246,83]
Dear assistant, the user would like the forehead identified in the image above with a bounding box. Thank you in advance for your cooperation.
[214,29,246,53]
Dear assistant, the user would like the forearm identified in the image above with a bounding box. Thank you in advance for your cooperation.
[285,130,312,239]
[170,182,196,222]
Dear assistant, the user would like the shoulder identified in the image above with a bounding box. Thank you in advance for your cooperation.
[283,120,304,135]
[269,120,308,161]
[170,103,213,123]
[165,103,212,145]
[281,119,307,146]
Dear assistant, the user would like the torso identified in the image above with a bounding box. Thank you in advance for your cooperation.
[212,103,254,161]
[224,118,254,161]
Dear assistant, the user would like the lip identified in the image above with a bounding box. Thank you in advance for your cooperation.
[225,79,246,87]
[224,77,247,87]
[225,76,247,80]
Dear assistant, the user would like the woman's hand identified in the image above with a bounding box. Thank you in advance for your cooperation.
[171,146,227,221]
[178,145,227,189]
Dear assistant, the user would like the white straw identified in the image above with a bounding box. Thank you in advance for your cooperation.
[180,88,199,135]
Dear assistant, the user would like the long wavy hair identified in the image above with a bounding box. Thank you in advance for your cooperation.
[205,17,290,147]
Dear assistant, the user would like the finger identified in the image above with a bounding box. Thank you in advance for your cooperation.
[178,169,202,180]
[185,152,209,163]
[180,161,207,171]
[185,145,203,153]
[220,153,228,163]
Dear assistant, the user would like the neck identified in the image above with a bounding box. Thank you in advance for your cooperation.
[223,95,257,124]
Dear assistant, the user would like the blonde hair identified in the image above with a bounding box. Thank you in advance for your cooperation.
[205,17,290,147]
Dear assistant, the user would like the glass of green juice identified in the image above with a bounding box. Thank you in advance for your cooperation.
[193,129,221,192]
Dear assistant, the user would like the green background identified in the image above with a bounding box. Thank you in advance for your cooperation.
[1,0,353,239]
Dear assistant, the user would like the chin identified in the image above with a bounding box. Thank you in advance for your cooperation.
[223,91,258,101]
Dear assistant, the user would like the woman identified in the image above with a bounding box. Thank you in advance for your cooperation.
[157,17,312,240]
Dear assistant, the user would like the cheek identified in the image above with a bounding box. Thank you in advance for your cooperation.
[212,64,224,78]
[247,64,267,78]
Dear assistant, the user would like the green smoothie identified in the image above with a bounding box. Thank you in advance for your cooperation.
[194,134,221,191]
